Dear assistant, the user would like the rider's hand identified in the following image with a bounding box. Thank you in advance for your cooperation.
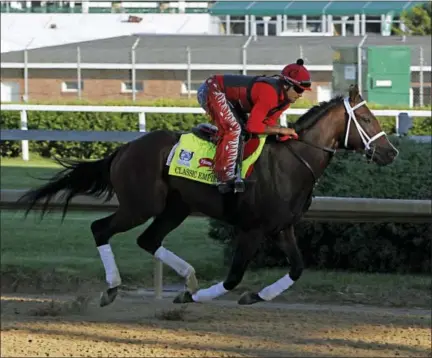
[278,127,298,140]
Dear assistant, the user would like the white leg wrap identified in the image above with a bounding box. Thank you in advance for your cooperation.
[97,244,121,288]
[154,246,195,278]
[192,282,228,302]
[258,274,294,301]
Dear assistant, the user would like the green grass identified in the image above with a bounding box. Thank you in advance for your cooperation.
[1,210,430,308]
[1,155,61,189]
[1,155,430,308]
[0,210,224,283]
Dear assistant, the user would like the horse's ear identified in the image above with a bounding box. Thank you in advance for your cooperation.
[349,84,361,102]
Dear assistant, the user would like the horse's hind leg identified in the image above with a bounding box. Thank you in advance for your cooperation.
[174,229,264,304]
[136,193,198,294]
[91,209,150,307]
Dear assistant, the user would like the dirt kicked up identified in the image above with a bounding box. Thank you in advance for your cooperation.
[1,290,430,358]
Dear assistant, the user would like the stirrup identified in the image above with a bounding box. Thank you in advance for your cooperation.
[233,177,245,193]
[217,177,255,194]
[217,179,236,194]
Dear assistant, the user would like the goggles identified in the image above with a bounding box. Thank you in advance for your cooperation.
[283,76,312,93]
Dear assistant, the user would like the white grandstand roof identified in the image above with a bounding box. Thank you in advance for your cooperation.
[1,13,217,53]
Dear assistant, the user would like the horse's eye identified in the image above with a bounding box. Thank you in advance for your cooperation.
[362,116,371,123]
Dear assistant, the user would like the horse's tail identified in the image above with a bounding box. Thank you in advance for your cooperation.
[18,149,120,220]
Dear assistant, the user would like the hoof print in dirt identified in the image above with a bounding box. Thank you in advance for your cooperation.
[100,287,118,307]
[238,292,264,305]
[173,291,194,304]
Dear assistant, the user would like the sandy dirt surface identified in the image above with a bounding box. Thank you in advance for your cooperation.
[1,290,431,358]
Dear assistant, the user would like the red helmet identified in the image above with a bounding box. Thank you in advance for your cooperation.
[281,58,312,91]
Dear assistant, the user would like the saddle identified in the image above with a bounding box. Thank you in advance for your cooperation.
[191,103,252,194]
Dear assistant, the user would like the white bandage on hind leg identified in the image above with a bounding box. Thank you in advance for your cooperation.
[258,274,294,301]
[192,282,228,302]
[97,244,121,288]
[154,247,195,278]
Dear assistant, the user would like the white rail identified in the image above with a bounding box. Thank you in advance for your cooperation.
[1,104,430,161]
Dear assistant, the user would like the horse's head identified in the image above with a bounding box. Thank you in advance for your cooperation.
[342,84,399,166]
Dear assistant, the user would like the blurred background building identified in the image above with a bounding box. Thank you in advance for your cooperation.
[1,1,430,106]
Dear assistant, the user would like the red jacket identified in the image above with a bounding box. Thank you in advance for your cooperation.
[214,74,291,134]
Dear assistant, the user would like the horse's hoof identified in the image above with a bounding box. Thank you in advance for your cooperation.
[173,291,194,304]
[100,287,118,307]
[186,272,199,294]
[238,291,264,305]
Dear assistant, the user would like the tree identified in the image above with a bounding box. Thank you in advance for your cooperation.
[394,2,431,35]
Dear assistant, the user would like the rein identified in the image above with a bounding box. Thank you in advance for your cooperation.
[286,138,336,184]
[296,138,336,154]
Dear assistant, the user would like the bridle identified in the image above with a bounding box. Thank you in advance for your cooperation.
[342,97,398,156]
[287,96,399,183]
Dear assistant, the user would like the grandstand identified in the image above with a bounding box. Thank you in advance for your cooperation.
[0,1,210,14]
[1,1,429,39]
[1,1,430,105]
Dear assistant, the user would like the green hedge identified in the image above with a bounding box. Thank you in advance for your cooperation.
[1,99,431,158]
[208,138,432,274]
[0,110,208,158]
[209,221,431,274]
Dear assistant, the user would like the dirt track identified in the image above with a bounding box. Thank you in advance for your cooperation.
[1,290,431,358]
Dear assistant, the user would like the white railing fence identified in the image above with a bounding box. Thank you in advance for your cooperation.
[0,103,431,161]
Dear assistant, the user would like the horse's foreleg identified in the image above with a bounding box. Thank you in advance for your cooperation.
[174,229,263,304]
[238,225,304,305]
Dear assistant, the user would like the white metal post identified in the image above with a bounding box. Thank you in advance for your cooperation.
[242,36,253,75]
[357,34,368,95]
[187,46,191,99]
[395,115,400,136]
[361,14,366,35]
[327,15,333,34]
[321,14,326,33]
[24,49,29,102]
[263,16,270,36]
[302,15,307,32]
[77,46,82,100]
[138,112,146,132]
[419,46,424,107]
[22,49,29,161]
[276,15,282,36]
[354,14,360,36]
[131,37,141,102]
[225,15,231,35]
[20,110,29,161]
[244,15,249,36]
[154,258,163,299]
[251,15,257,37]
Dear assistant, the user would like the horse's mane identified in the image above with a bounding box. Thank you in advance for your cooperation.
[292,95,344,133]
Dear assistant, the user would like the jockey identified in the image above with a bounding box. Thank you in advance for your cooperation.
[197,58,312,194]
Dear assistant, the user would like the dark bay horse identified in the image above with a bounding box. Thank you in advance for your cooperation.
[18,84,398,306]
